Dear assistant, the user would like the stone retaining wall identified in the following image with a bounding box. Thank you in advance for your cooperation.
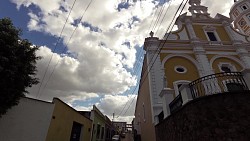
[155,91,250,141]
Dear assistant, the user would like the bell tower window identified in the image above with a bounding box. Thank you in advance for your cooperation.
[241,4,248,11]
[247,14,250,21]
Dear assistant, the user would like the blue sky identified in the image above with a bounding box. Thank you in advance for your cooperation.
[0,1,62,48]
[0,0,233,122]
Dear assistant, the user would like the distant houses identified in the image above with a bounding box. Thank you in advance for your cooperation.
[0,97,126,141]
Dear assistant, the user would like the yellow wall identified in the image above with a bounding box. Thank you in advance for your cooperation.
[211,57,243,73]
[164,56,199,94]
[46,99,92,141]
[193,25,231,42]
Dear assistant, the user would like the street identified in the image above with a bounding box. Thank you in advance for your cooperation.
[121,132,133,141]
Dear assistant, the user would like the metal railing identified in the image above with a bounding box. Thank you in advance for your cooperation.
[169,94,183,113]
[189,72,249,99]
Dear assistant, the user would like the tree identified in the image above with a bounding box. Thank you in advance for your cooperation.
[0,18,40,117]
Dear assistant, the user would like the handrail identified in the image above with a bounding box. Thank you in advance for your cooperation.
[169,94,183,113]
[189,72,249,99]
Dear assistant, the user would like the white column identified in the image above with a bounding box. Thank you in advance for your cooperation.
[236,46,250,69]
[159,88,174,118]
[222,21,242,43]
[179,83,193,105]
[193,45,214,76]
[185,19,214,76]
[185,19,199,40]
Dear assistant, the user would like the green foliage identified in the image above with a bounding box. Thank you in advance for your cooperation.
[0,18,40,117]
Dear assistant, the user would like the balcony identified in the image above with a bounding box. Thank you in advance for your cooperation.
[168,72,249,114]
[189,72,249,98]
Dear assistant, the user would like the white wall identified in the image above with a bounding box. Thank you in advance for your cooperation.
[0,97,54,141]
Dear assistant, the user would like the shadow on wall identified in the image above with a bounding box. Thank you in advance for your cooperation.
[155,91,250,141]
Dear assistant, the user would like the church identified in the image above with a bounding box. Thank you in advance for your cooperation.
[134,0,250,141]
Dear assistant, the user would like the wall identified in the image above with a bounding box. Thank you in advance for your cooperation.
[211,57,243,73]
[91,106,106,141]
[155,91,250,141]
[134,58,157,141]
[46,98,92,141]
[164,56,200,90]
[0,97,54,141]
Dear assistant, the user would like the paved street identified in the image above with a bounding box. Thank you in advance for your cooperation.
[121,132,133,141]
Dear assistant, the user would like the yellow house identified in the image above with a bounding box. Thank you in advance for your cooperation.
[0,97,92,141]
[46,98,92,141]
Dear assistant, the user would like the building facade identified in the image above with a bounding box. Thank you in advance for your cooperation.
[134,0,250,141]
[112,121,127,133]
[46,98,92,141]
[230,0,250,36]
[0,97,93,141]
[91,105,108,141]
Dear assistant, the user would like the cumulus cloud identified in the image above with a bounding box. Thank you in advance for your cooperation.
[96,94,137,123]
[10,0,234,122]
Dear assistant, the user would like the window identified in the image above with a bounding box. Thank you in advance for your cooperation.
[101,127,104,139]
[247,14,250,20]
[207,32,217,41]
[221,66,231,72]
[174,65,187,74]
[70,122,83,141]
[203,25,221,43]
[239,19,246,27]
[97,124,101,139]
[218,63,236,73]
[241,4,248,11]
[233,10,239,17]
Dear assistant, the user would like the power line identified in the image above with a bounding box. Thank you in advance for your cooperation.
[116,1,169,118]
[147,4,161,34]
[116,0,172,118]
[155,0,173,36]
[36,0,78,98]
[116,1,173,118]
[38,0,94,98]
[151,2,167,32]
[117,0,189,118]
[122,0,188,117]
[116,48,144,118]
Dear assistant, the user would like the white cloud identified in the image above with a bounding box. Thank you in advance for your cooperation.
[11,0,235,122]
[27,46,135,101]
[96,94,137,123]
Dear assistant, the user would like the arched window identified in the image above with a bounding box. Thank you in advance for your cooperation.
[221,66,231,72]
[218,63,237,73]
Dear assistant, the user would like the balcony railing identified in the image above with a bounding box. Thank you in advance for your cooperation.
[169,94,183,113]
[189,72,249,99]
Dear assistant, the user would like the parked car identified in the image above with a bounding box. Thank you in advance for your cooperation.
[112,135,121,141]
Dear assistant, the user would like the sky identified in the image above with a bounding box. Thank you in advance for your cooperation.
[0,0,234,122]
